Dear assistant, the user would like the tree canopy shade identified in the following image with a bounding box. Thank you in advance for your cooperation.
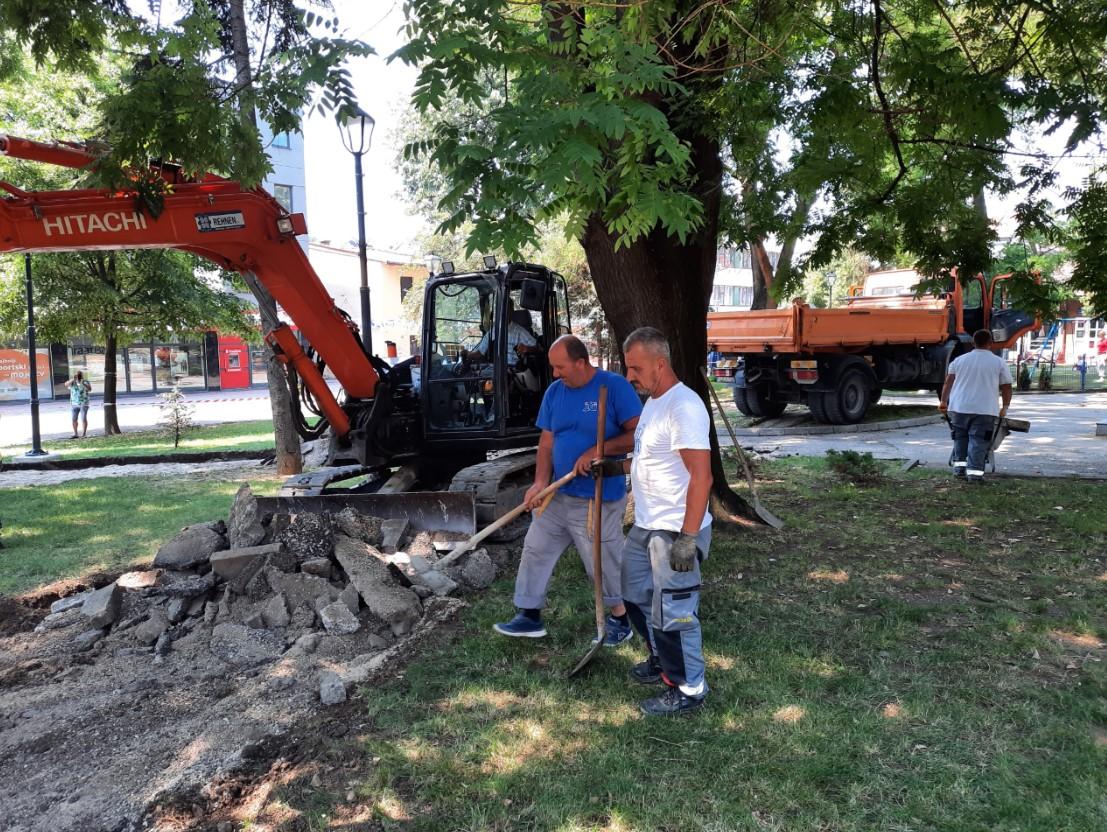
[0,1,372,464]
[396,0,1107,518]
[0,0,370,188]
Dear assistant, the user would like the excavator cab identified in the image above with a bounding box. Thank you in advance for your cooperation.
[420,262,569,449]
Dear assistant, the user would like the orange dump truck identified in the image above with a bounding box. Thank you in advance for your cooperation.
[706,273,1036,424]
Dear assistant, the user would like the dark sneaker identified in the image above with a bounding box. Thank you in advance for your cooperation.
[952,467,966,478]
[639,686,706,717]
[492,612,547,638]
[593,616,634,647]
[629,656,664,685]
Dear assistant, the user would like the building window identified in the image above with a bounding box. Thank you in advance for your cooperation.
[400,275,414,301]
[273,132,291,149]
[272,184,293,212]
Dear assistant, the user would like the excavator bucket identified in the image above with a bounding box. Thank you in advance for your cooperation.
[255,492,477,536]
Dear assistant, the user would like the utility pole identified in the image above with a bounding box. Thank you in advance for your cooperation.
[24,254,47,456]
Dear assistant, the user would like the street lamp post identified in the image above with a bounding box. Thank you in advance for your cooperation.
[825,269,837,308]
[24,254,47,457]
[338,107,376,356]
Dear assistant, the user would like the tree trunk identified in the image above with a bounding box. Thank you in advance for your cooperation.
[581,132,758,523]
[228,0,302,475]
[750,239,777,311]
[103,327,122,434]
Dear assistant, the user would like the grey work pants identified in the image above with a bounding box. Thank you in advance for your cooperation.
[512,491,627,611]
[621,524,712,697]
[949,411,997,476]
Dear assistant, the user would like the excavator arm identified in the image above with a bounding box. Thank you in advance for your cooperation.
[0,135,379,438]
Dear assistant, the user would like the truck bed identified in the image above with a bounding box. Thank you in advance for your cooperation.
[707,298,951,354]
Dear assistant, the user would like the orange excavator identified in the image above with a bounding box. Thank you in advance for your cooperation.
[0,135,574,535]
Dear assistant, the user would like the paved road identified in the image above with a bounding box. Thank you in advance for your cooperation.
[0,386,311,446]
[733,391,1107,478]
[4,387,1105,478]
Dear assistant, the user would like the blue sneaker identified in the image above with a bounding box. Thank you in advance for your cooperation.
[493,611,547,638]
[593,615,634,647]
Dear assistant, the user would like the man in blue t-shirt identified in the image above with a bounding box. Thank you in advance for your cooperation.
[493,334,643,644]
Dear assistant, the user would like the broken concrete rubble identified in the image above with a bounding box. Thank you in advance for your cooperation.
[154,570,216,599]
[318,601,360,635]
[300,557,332,578]
[318,670,347,705]
[273,512,337,561]
[264,568,340,612]
[49,590,92,615]
[388,551,459,597]
[338,584,360,615]
[82,582,121,629]
[210,543,283,581]
[209,622,284,666]
[335,507,383,546]
[380,518,409,554]
[333,535,422,636]
[459,548,497,589]
[153,523,228,570]
[261,594,290,629]
[135,610,170,646]
[227,483,266,549]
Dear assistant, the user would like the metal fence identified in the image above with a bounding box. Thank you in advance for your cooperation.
[1012,360,1107,392]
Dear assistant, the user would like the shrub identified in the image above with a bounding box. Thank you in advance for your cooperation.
[825,449,884,485]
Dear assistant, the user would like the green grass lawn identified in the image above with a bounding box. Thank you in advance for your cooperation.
[0,420,276,463]
[0,472,281,595]
[257,460,1107,831]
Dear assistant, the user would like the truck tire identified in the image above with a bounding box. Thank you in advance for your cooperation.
[824,368,871,424]
[807,392,831,423]
[745,385,786,419]
[871,387,883,405]
[733,384,756,416]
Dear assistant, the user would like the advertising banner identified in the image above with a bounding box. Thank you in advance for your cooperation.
[0,348,52,402]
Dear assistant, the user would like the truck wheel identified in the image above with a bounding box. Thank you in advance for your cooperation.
[733,385,756,416]
[807,392,831,423]
[824,369,871,424]
[746,385,786,419]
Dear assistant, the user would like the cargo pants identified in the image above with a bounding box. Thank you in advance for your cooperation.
[621,524,712,697]
[949,411,997,477]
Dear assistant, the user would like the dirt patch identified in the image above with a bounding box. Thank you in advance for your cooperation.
[0,484,509,832]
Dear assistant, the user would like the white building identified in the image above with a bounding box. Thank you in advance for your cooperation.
[710,247,779,311]
[307,240,422,359]
[259,123,307,225]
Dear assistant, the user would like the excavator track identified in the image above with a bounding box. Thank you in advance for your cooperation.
[448,450,538,541]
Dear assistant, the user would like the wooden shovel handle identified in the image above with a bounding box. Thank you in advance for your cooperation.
[440,470,577,566]
[591,385,609,635]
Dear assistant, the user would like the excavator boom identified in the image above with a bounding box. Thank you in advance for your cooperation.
[0,134,379,436]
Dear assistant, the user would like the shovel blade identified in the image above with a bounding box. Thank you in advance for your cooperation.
[567,628,606,678]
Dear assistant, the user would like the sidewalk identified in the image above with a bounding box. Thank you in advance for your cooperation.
[727,391,1107,478]
[0,385,338,446]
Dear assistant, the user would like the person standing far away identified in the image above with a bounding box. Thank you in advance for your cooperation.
[492,334,642,644]
[939,329,1013,482]
[1096,332,1107,381]
[591,326,713,716]
[706,343,721,376]
[64,371,92,438]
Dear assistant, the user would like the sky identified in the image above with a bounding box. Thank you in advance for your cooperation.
[300,1,422,255]
[273,1,1099,261]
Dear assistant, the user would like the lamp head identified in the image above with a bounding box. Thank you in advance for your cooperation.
[338,106,375,155]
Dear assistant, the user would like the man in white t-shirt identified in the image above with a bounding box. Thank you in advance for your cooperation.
[939,329,1013,481]
[592,326,713,716]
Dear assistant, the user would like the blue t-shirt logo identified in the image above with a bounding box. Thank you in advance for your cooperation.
[536,369,644,502]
